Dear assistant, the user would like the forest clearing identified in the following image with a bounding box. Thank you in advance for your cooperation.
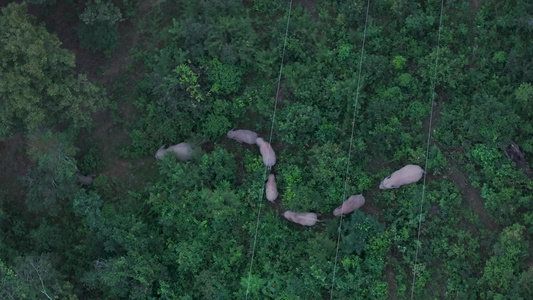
[1,0,532,299]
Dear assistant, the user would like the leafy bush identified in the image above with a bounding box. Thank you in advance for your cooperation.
[199,146,236,188]
[207,59,243,95]
[76,138,105,175]
[341,211,386,255]
[79,0,122,25]
[201,114,232,141]
[277,102,321,147]
[77,0,123,54]
[120,0,138,20]
[77,22,120,54]
[478,224,529,299]
[0,3,106,139]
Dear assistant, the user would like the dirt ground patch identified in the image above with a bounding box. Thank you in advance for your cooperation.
[472,0,480,14]
[86,109,149,179]
[0,134,31,201]
[446,165,500,232]
[422,91,499,232]
[385,262,397,300]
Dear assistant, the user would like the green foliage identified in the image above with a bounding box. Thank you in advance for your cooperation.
[392,55,407,69]
[174,63,204,104]
[77,0,123,54]
[125,61,209,157]
[199,146,236,188]
[24,130,81,216]
[279,164,307,208]
[82,252,165,299]
[469,95,520,144]
[76,22,120,54]
[468,144,502,171]
[333,232,389,299]
[0,259,30,299]
[153,62,203,113]
[514,83,533,103]
[76,138,105,175]
[201,113,232,140]
[0,254,77,299]
[0,3,107,140]
[207,59,243,95]
[278,141,369,213]
[73,190,103,229]
[277,102,322,147]
[492,50,507,64]
[80,0,122,25]
[513,83,533,150]
[478,224,530,299]
[341,211,386,256]
[120,0,138,20]
[2,0,533,298]
[426,145,448,173]
[466,143,533,225]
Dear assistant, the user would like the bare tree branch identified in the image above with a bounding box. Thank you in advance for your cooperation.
[29,260,53,300]
[2,290,16,300]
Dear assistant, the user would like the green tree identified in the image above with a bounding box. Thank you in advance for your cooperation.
[0,254,77,299]
[206,58,243,95]
[0,3,106,140]
[277,102,322,147]
[76,0,123,54]
[478,224,529,299]
[24,130,81,215]
[341,211,386,256]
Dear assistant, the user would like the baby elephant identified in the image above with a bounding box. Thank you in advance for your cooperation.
[265,174,278,202]
[155,143,193,161]
[283,211,318,226]
[333,194,365,216]
[227,129,258,145]
[379,164,424,189]
[256,137,276,167]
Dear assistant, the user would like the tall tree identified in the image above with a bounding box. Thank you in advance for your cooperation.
[0,254,77,299]
[0,3,106,140]
[24,130,80,216]
[76,0,123,54]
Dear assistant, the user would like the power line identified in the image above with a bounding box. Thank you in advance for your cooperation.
[410,0,445,298]
[245,1,293,298]
[330,0,371,298]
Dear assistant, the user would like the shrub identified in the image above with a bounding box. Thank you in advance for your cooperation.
[76,0,123,54]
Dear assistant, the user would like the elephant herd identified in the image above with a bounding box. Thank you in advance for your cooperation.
[155,129,426,226]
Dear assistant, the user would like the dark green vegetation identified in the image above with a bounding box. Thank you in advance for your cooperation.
[0,2,106,139]
[1,0,532,298]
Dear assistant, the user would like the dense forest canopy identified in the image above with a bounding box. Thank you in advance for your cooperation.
[0,0,532,299]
